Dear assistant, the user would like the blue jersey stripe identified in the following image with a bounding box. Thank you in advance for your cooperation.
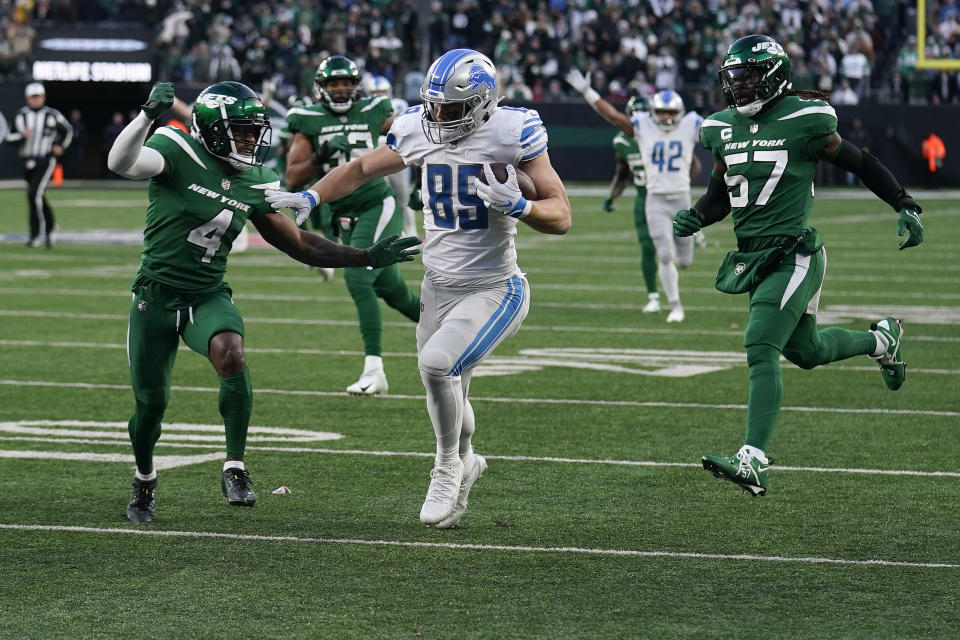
[520,145,547,161]
[521,132,547,149]
[448,277,525,377]
[520,123,543,140]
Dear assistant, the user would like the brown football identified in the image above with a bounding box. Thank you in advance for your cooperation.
[478,163,539,200]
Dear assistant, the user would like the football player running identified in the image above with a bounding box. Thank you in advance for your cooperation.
[364,74,420,239]
[285,56,422,396]
[604,96,660,313]
[107,81,420,523]
[567,72,701,323]
[267,49,572,528]
[671,35,924,496]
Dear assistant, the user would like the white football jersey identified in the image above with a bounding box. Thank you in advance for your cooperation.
[389,97,409,115]
[631,111,701,195]
[386,105,548,285]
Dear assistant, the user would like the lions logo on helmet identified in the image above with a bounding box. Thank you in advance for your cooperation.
[649,90,685,132]
[191,81,271,170]
[719,34,792,117]
[419,49,499,144]
[313,56,363,114]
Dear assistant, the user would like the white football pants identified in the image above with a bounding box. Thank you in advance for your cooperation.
[645,191,694,305]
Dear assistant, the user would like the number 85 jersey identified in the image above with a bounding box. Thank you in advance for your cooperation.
[386,105,548,285]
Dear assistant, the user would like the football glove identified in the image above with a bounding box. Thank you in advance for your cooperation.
[408,188,423,211]
[564,68,591,94]
[266,188,320,226]
[141,82,175,120]
[897,207,923,250]
[673,209,702,237]
[314,134,350,165]
[602,197,615,213]
[365,233,421,269]
[474,163,531,219]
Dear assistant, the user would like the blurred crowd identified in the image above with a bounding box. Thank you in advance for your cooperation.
[2,0,960,107]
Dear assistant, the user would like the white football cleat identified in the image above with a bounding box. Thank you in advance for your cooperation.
[420,460,464,525]
[346,368,388,396]
[435,450,487,529]
[642,293,661,313]
[308,266,335,282]
[693,230,707,249]
[666,306,685,323]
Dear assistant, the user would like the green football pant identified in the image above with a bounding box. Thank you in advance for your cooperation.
[338,196,420,357]
[632,187,657,294]
[127,287,252,471]
[741,248,875,451]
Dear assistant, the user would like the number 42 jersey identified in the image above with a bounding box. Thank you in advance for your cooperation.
[386,105,548,285]
[631,110,702,195]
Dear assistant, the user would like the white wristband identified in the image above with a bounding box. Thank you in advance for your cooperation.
[518,198,532,219]
[583,88,601,106]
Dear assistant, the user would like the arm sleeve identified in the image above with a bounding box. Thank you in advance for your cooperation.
[826,138,920,213]
[693,170,731,226]
[7,112,24,142]
[107,112,166,180]
[516,109,548,165]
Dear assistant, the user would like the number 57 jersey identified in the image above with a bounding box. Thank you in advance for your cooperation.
[386,105,548,286]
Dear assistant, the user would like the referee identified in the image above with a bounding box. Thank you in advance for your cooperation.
[8,83,73,248]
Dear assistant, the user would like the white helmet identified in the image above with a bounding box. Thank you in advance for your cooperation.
[364,74,392,97]
[650,89,685,131]
[420,49,499,144]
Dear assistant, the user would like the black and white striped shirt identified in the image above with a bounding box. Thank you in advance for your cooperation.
[8,106,73,159]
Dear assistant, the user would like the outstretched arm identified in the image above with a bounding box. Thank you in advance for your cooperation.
[564,69,634,137]
[251,210,420,268]
[107,83,175,180]
[821,132,924,249]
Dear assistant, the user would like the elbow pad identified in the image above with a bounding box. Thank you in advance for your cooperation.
[693,171,731,225]
[827,139,921,213]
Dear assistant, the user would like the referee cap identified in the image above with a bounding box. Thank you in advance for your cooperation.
[25,82,45,97]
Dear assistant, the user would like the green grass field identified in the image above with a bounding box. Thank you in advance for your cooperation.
[1,186,959,638]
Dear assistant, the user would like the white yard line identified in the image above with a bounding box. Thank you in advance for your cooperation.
[1,379,958,417]
[2,310,958,342]
[0,524,955,569]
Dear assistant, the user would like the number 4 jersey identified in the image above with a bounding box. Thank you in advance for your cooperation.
[386,105,548,285]
[700,96,837,240]
[142,125,279,292]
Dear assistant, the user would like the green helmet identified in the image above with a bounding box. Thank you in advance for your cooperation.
[191,81,271,170]
[625,95,649,116]
[719,34,791,117]
[313,55,362,113]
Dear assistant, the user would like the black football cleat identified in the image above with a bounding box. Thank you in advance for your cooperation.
[221,467,257,507]
[126,477,157,523]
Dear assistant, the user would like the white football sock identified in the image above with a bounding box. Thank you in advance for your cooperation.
[871,330,888,358]
[420,370,463,466]
[740,445,768,464]
[223,460,245,471]
[658,260,680,306]
[135,469,156,481]
[363,355,383,373]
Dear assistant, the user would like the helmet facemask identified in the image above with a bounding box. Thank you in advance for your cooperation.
[720,57,790,116]
[421,93,486,144]
[191,83,273,170]
[315,77,361,113]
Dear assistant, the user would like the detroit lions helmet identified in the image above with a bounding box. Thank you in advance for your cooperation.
[649,90,685,132]
[420,49,499,144]
[364,74,393,98]
[720,34,791,117]
[191,81,272,170]
[313,56,362,113]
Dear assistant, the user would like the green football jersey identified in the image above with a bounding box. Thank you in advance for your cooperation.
[141,126,279,292]
[700,95,837,241]
[613,132,646,188]
[286,95,393,215]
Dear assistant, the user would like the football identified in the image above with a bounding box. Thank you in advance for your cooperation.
[478,163,539,200]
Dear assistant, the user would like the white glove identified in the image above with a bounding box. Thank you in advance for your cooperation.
[265,188,319,226]
[564,68,590,94]
[473,163,531,219]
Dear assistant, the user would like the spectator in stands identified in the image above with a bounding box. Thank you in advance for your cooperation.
[841,44,871,99]
[833,80,860,105]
